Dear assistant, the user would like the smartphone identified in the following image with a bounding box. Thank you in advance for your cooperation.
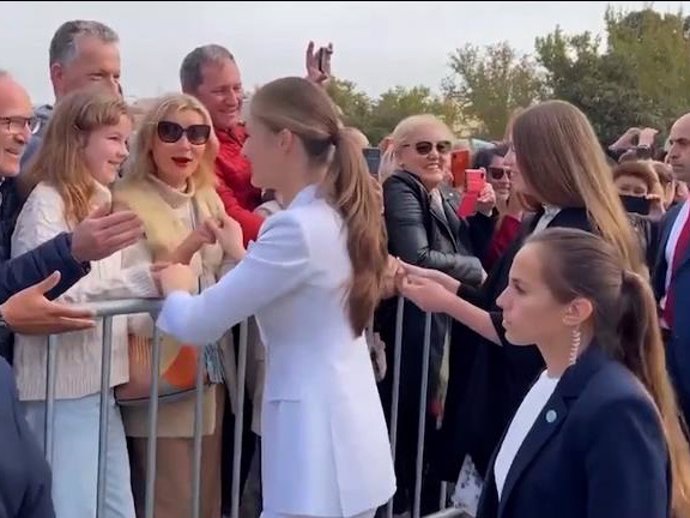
[465,168,487,194]
[317,47,328,74]
[620,194,651,216]
[451,149,470,188]
[363,148,381,177]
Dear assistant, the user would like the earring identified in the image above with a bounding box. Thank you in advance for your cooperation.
[568,327,581,367]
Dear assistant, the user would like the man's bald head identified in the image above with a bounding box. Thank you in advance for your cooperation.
[0,72,34,177]
[668,112,690,183]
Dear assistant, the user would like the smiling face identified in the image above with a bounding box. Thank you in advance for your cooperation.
[487,155,511,200]
[396,121,453,190]
[81,114,131,186]
[193,58,243,131]
[0,75,33,176]
[151,108,210,189]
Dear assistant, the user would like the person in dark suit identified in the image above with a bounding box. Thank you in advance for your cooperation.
[654,112,690,425]
[399,101,648,492]
[405,228,690,518]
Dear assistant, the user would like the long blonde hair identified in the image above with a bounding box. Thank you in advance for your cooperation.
[22,87,131,224]
[122,93,217,189]
[250,77,388,337]
[513,100,645,275]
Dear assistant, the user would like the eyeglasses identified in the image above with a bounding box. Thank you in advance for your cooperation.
[403,140,452,156]
[488,166,513,180]
[0,116,39,135]
[157,121,211,145]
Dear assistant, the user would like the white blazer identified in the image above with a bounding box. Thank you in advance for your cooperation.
[157,184,396,517]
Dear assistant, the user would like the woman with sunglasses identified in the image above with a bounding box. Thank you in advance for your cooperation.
[471,144,526,271]
[376,114,495,514]
[113,93,228,518]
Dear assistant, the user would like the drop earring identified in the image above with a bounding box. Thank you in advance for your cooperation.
[568,327,581,366]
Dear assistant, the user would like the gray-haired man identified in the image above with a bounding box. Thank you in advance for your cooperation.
[21,19,121,170]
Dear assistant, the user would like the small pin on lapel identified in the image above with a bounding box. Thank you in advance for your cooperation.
[545,409,557,423]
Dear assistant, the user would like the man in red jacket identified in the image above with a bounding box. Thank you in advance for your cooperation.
[180,43,332,245]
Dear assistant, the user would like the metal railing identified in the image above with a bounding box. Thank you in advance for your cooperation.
[39,296,465,518]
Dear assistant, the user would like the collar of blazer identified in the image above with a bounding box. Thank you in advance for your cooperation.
[495,344,610,517]
[288,183,320,210]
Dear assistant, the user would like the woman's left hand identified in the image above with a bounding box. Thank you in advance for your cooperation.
[476,183,496,216]
[399,274,454,314]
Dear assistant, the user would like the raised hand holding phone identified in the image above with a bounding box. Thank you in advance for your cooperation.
[306,41,333,86]
[457,168,487,217]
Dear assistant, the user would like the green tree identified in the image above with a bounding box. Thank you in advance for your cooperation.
[326,78,373,135]
[535,27,655,145]
[442,42,546,139]
[327,80,461,146]
[367,86,462,145]
[605,7,690,126]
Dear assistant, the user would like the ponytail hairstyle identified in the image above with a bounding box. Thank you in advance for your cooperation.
[249,77,388,336]
[527,228,690,516]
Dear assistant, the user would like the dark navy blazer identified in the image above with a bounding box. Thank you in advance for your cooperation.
[477,345,671,518]
[653,202,690,421]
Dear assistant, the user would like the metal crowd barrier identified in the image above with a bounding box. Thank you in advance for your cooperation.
[40,296,465,518]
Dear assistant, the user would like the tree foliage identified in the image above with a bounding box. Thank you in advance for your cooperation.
[442,42,546,139]
[328,7,690,145]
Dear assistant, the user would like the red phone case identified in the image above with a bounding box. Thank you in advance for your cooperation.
[451,150,470,188]
[465,169,486,193]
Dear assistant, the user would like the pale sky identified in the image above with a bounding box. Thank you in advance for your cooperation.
[2,1,689,104]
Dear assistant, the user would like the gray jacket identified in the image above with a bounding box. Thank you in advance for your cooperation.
[20,104,52,173]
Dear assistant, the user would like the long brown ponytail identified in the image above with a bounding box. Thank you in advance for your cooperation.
[529,228,690,517]
[249,77,388,336]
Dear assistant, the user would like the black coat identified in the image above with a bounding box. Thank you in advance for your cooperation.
[437,207,593,480]
[0,357,54,517]
[376,170,493,510]
[477,345,670,518]
[0,179,90,362]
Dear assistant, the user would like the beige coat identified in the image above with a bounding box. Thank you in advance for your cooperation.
[113,174,237,437]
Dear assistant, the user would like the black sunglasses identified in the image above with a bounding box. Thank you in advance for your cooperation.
[404,140,452,156]
[488,166,513,180]
[157,121,211,145]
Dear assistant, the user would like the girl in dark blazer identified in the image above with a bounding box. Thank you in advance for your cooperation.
[408,228,690,518]
[400,101,648,490]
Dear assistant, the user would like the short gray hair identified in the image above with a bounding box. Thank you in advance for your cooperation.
[49,20,119,66]
[180,44,235,93]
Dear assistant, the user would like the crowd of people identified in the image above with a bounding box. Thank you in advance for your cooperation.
[1,17,690,518]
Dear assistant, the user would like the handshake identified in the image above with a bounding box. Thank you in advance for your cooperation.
[381,256,467,314]
[152,212,246,296]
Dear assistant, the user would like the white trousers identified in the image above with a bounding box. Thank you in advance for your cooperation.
[261,509,377,518]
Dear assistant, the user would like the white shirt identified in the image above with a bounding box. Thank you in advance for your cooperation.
[156,184,396,516]
[533,205,562,234]
[494,370,560,500]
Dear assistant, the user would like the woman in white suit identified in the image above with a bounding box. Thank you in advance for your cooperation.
[157,76,396,518]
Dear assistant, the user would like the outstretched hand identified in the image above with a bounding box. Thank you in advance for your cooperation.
[399,274,454,314]
[1,272,95,334]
